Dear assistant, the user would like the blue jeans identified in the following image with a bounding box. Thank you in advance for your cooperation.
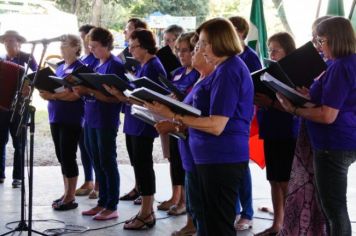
[235,165,253,220]
[0,111,22,180]
[84,125,119,211]
[314,149,356,236]
[185,170,206,236]
[79,131,94,182]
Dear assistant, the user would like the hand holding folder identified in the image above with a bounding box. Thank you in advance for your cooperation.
[124,87,201,117]
[252,41,327,99]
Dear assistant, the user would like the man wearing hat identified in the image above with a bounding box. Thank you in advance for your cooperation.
[0,30,37,188]
[0,30,38,71]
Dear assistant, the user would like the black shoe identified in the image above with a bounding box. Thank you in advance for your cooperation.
[53,200,78,211]
[0,178,4,184]
[119,189,140,201]
[12,179,21,188]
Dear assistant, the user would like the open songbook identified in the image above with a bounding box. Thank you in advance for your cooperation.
[158,73,185,101]
[252,41,327,98]
[28,67,65,93]
[261,72,316,108]
[77,73,133,96]
[131,105,186,139]
[48,65,95,89]
[124,87,201,117]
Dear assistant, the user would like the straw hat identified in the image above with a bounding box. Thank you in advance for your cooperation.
[0,30,26,44]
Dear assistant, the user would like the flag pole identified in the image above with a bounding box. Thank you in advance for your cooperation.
[316,0,323,18]
[349,0,356,19]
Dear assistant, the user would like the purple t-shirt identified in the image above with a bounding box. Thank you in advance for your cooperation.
[48,60,84,125]
[171,67,200,94]
[123,56,167,137]
[80,53,99,69]
[178,78,205,172]
[189,56,254,164]
[84,54,125,129]
[239,46,262,73]
[306,53,356,150]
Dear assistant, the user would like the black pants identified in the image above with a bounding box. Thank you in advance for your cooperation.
[126,134,155,196]
[197,162,247,236]
[50,123,81,178]
[169,137,185,186]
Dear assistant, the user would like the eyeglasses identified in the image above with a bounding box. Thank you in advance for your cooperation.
[175,48,191,54]
[129,44,141,50]
[316,37,328,47]
[268,48,283,54]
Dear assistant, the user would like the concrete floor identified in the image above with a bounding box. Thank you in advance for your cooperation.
[0,163,355,236]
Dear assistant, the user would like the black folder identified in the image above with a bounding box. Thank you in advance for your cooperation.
[261,72,316,108]
[48,65,95,89]
[252,41,327,98]
[131,77,171,95]
[156,45,181,76]
[78,73,133,96]
[118,47,140,73]
[28,67,61,93]
[158,73,185,101]
[124,87,201,117]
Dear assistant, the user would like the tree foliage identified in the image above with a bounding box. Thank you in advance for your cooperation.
[54,0,209,29]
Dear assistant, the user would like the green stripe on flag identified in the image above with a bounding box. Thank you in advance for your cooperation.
[327,0,345,16]
[247,0,268,61]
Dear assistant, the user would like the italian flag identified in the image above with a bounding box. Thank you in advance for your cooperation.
[247,0,268,61]
[247,0,268,169]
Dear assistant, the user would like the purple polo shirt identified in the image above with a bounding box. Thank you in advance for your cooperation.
[178,78,205,172]
[84,54,125,129]
[306,53,356,150]
[123,56,167,137]
[48,60,84,125]
[189,56,254,164]
[80,53,99,69]
[5,51,38,71]
[171,67,200,94]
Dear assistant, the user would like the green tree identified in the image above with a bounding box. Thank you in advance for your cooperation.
[127,0,209,26]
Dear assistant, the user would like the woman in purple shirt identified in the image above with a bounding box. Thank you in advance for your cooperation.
[73,27,125,221]
[157,32,199,215]
[278,17,356,236]
[147,18,254,236]
[104,29,167,230]
[39,35,84,211]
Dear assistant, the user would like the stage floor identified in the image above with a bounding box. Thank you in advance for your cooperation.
[0,163,355,235]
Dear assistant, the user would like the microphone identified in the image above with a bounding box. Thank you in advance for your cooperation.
[26,35,66,44]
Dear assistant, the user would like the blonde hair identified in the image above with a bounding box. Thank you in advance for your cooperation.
[62,34,82,56]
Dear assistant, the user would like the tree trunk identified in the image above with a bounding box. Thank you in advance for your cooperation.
[272,0,293,35]
[91,0,102,26]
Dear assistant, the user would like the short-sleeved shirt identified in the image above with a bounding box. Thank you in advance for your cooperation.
[123,56,167,137]
[306,53,356,150]
[84,54,125,129]
[171,67,200,95]
[5,51,38,71]
[48,60,84,125]
[239,46,262,73]
[189,56,254,164]
[178,78,205,172]
[80,53,99,69]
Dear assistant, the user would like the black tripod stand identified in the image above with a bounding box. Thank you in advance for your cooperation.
[1,42,49,236]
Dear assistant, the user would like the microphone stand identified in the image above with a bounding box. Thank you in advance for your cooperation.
[1,42,49,236]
